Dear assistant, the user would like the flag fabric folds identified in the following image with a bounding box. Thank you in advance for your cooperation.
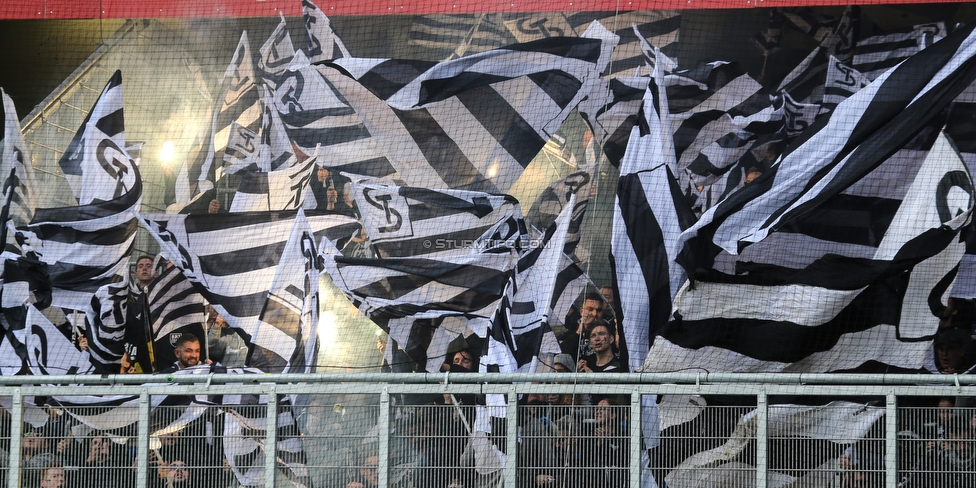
[611,54,696,373]
[1,89,37,229]
[140,209,358,373]
[145,265,208,371]
[322,23,616,193]
[22,72,142,311]
[56,71,139,206]
[324,184,527,372]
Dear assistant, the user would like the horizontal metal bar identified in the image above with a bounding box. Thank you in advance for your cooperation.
[0,371,968,387]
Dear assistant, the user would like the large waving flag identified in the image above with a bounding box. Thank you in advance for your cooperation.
[611,54,696,372]
[22,72,142,311]
[852,22,946,81]
[320,22,616,193]
[682,22,976,268]
[85,279,132,372]
[324,184,526,372]
[303,0,349,63]
[56,71,138,206]
[776,6,858,104]
[273,57,398,180]
[257,13,297,89]
[650,131,974,373]
[351,181,526,260]
[1,89,38,229]
[144,265,207,371]
[174,31,262,211]
[140,210,357,373]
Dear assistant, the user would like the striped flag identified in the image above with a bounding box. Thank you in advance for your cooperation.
[821,55,871,111]
[852,22,946,81]
[172,31,262,211]
[257,13,297,89]
[507,11,681,76]
[323,184,526,372]
[579,75,647,168]
[23,72,142,311]
[23,172,142,311]
[322,23,616,193]
[525,165,594,260]
[777,6,858,104]
[1,89,37,229]
[0,255,51,362]
[273,60,398,179]
[409,13,512,61]
[659,400,885,485]
[56,71,139,206]
[651,132,974,373]
[22,303,94,376]
[140,210,356,373]
[665,23,976,373]
[611,55,696,372]
[350,181,527,260]
[230,155,317,212]
[508,196,576,370]
[303,0,349,64]
[85,280,132,372]
[682,21,976,267]
[145,265,207,371]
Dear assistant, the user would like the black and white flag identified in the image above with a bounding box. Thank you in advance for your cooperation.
[230,154,317,212]
[258,13,297,89]
[508,196,575,370]
[506,11,680,76]
[322,22,616,193]
[24,72,142,311]
[777,6,858,104]
[852,22,946,82]
[56,71,139,206]
[1,89,37,229]
[303,0,349,64]
[650,130,973,373]
[323,184,526,372]
[350,181,527,260]
[611,56,696,372]
[821,55,871,111]
[274,58,398,180]
[145,265,207,371]
[140,210,356,373]
[408,13,512,61]
[85,279,131,371]
[682,22,976,267]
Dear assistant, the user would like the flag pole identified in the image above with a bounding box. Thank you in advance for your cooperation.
[0,168,17,251]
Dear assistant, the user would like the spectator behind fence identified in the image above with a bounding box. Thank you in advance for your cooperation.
[560,292,607,361]
[37,462,64,488]
[518,394,559,488]
[346,452,379,488]
[932,327,976,375]
[578,321,623,373]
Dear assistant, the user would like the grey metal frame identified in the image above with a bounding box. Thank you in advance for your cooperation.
[1,372,972,488]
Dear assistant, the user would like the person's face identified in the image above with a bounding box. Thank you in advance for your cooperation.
[937,345,966,373]
[22,432,46,452]
[553,363,570,373]
[600,287,614,306]
[453,351,473,370]
[938,399,955,422]
[317,167,330,182]
[135,258,154,284]
[593,399,614,426]
[175,340,201,368]
[167,460,189,483]
[90,436,111,462]
[581,299,604,319]
[360,455,379,485]
[161,431,179,447]
[590,325,613,353]
[40,468,65,488]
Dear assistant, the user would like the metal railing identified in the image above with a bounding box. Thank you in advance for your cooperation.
[0,372,973,488]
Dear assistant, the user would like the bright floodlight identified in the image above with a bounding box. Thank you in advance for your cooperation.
[160,141,176,164]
